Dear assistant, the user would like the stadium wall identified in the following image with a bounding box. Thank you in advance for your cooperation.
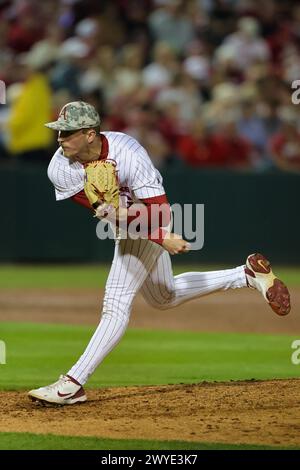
[1,164,299,264]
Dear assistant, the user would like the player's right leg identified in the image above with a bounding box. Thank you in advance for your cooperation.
[141,250,290,316]
[141,249,247,310]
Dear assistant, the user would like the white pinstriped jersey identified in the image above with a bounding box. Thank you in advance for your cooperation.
[47,131,166,204]
[46,130,249,388]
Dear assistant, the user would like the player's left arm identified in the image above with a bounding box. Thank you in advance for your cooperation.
[71,191,189,254]
[99,195,190,254]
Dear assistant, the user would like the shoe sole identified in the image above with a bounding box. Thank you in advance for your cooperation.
[29,396,63,407]
[29,394,87,406]
[247,253,291,316]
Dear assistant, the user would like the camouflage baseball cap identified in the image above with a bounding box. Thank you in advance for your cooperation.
[45,101,100,131]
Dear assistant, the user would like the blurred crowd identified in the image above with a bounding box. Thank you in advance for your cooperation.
[1,0,300,172]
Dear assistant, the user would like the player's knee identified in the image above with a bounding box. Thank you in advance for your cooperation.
[102,295,132,321]
[155,302,173,310]
[144,292,175,310]
[101,308,129,326]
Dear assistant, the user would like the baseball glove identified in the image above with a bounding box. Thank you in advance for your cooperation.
[84,159,119,216]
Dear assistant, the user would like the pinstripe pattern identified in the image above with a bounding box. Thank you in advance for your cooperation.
[68,238,163,384]
[47,148,85,200]
[68,238,246,384]
[141,250,247,310]
[47,132,165,204]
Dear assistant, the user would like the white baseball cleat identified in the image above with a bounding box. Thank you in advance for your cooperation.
[28,374,87,405]
[245,253,291,316]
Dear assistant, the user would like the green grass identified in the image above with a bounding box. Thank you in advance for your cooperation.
[0,323,299,390]
[0,432,298,450]
[0,264,299,289]
[0,265,111,289]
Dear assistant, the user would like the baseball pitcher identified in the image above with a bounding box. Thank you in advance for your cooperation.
[28,101,291,405]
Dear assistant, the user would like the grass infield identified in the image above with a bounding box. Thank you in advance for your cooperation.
[0,323,298,389]
[0,264,299,289]
[0,432,299,450]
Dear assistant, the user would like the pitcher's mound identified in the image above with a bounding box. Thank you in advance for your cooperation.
[1,379,300,447]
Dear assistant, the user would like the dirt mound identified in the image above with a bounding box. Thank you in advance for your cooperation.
[1,379,300,447]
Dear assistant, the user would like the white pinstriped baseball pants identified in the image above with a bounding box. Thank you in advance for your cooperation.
[68,238,247,384]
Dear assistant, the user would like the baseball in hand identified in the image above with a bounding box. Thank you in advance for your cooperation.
[162,233,191,255]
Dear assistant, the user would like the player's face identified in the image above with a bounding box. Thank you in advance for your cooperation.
[57,129,93,162]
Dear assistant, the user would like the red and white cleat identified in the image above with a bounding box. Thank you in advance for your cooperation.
[245,253,291,316]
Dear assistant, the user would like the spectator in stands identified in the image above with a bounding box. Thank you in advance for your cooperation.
[209,113,253,169]
[178,113,253,169]
[237,98,269,169]
[6,5,44,53]
[115,43,144,98]
[177,117,212,167]
[155,72,203,127]
[156,100,185,153]
[124,104,171,168]
[182,39,211,91]
[269,107,300,173]
[260,99,282,140]
[142,41,179,91]
[5,43,54,163]
[148,0,196,54]
[214,16,270,75]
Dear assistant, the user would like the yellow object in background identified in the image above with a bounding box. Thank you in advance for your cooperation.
[7,72,53,154]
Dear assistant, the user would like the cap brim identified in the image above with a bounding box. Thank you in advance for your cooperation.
[44,121,79,131]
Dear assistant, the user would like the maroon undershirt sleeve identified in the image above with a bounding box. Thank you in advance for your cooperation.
[71,190,94,211]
